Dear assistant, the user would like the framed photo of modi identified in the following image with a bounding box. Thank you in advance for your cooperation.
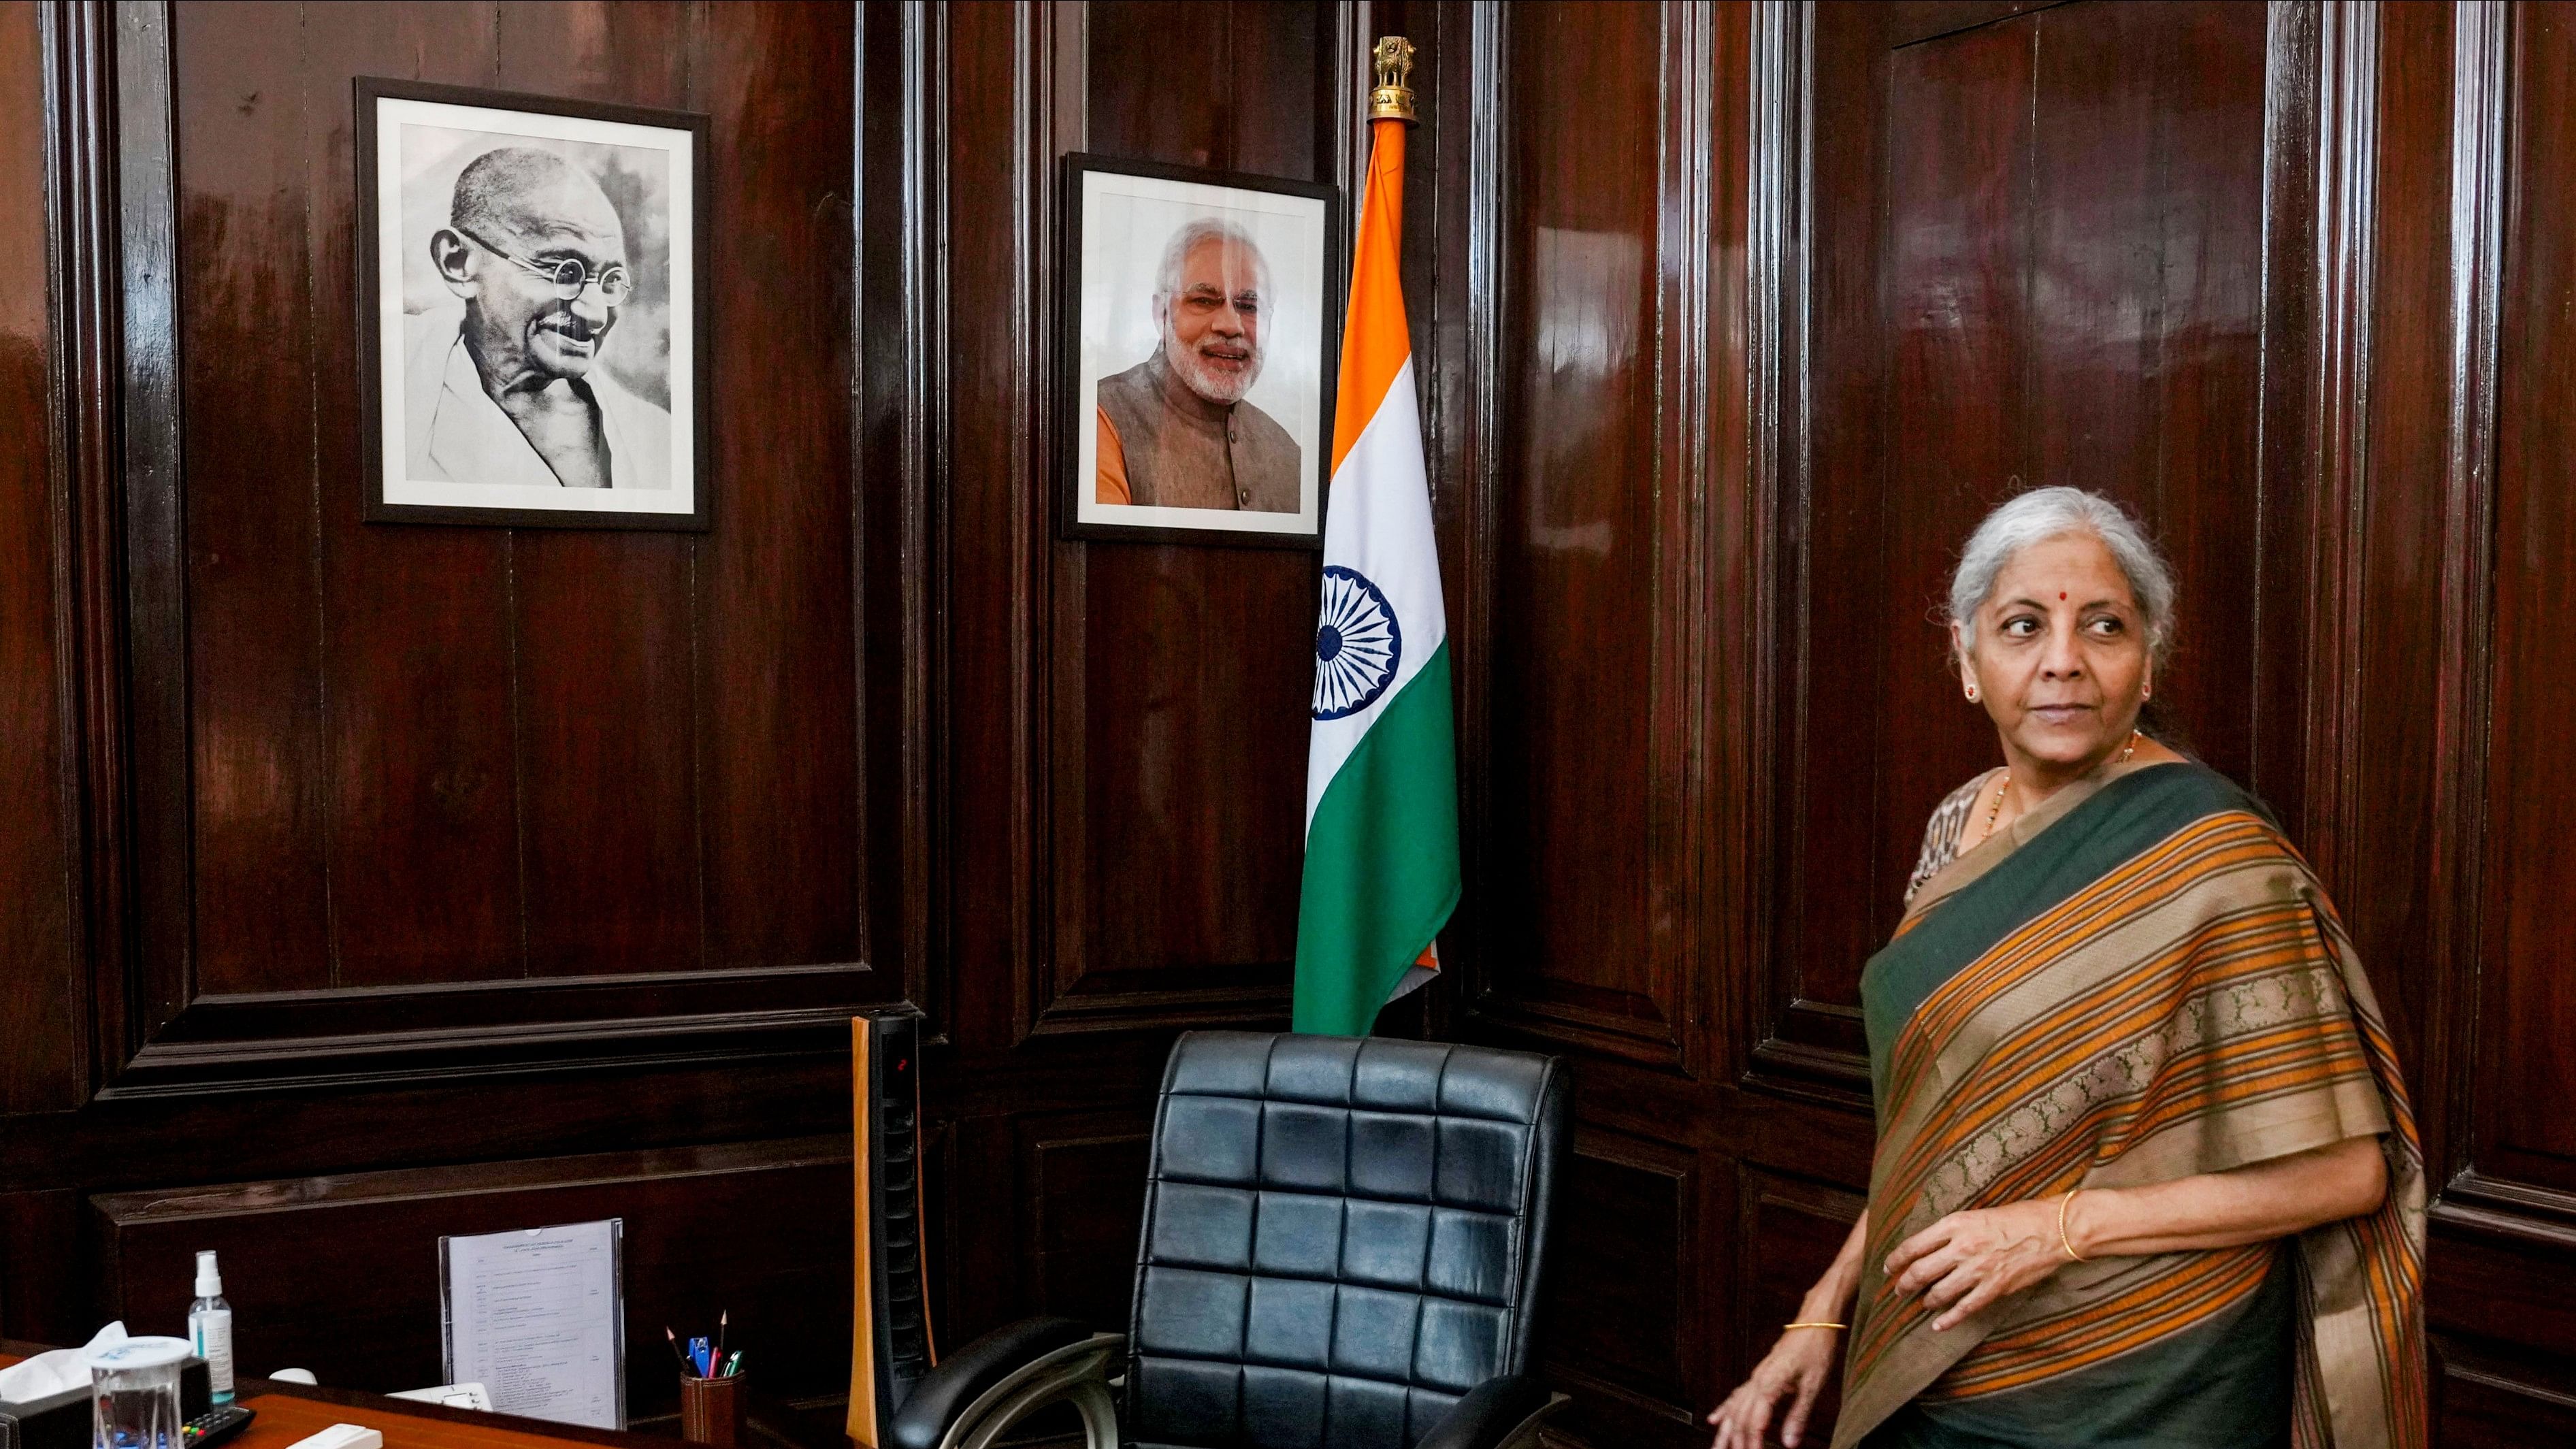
[356,79,711,530]
[1058,154,1339,548]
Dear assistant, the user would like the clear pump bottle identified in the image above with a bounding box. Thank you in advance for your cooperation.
[187,1250,235,1404]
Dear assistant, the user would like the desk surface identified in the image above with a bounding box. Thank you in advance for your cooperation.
[1,1344,657,1449]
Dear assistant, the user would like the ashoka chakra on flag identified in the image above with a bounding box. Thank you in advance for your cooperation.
[1312,565,1402,721]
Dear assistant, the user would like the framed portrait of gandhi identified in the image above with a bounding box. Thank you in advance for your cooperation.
[1058,154,1339,548]
[356,79,711,530]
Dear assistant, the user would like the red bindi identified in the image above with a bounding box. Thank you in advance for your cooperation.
[2059,591,2067,601]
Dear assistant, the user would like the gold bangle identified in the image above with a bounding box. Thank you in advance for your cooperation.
[1782,1322,1846,1331]
[2057,1188,2089,1263]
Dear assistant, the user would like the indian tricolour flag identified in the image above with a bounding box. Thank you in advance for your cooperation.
[1291,111,1458,1037]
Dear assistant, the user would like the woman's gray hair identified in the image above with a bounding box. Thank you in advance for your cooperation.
[1948,487,2176,663]
[1154,216,1271,306]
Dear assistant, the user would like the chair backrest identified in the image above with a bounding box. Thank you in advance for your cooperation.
[1125,1032,1567,1449]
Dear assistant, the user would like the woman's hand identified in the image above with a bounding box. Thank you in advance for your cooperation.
[1884,1196,2068,1332]
[1706,1326,1840,1449]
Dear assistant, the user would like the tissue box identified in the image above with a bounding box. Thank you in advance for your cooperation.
[0,1357,211,1449]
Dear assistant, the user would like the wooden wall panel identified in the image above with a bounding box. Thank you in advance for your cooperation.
[0,0,82,1118]
[495,3,701,981]
[0,1,879,1414]
[1768,0,2277,1091]
[12,5,2576,1447]
[1439,3,1752,1440]
[1870,14,2034,979]
[2478,0,2576,1199]
[174,0,340,998]
[2029,1,2266,777]
[695,1,863,971]
[2404,8,2576,1422]
[292,0,521,993]
[1733,1171,1865,1432]
[928,0,1341,1045]
[91,1139,851,1416]
[2433,1372,2576,1449]
[1535,1131,1695,1440]
[1034,1,1350,1037]
[157,0,869,1032]
[1473,0,1667,1060]
[2430,1333,2576,1448]
[1020,1116,1152,1331]
[922,0,1367,1382]
[1459,0,1734,1075]
[1772,1,1892,1075]
[2341,0,2456,1134]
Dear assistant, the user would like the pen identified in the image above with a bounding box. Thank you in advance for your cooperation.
[724,1352,741,1378]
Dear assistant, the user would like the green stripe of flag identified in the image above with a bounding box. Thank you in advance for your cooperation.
[1292,643,1460,1037]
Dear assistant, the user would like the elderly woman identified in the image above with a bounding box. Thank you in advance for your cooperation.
[1708,488,2424,1449]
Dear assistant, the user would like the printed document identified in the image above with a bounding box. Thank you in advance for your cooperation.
[440,1218,625,1429]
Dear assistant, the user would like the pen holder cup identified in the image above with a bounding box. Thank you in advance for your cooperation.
[679,1371,745,1449]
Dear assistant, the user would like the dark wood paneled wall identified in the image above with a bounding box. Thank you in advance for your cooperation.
[1411,1,2576,1445]
[920,0,1366,1352]
[0,0,881,1417]
[9,2,2576,1446]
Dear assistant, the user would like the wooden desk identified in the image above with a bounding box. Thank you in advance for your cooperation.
[221,1388,650,1449]
[3,1344,674,1449]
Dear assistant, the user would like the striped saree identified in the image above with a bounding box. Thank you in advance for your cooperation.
[1832,762,2426,1449]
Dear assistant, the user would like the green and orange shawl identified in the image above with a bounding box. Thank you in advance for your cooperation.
[1833,762,2426,1449]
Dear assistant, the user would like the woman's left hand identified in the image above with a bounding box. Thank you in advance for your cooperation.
[1884,1197,2069,1332]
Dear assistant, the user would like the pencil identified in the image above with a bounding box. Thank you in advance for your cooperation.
[664,1326,694,1375]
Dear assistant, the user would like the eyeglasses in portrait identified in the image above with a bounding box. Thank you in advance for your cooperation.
[357,80,711,530]
[1059,155,1339,548]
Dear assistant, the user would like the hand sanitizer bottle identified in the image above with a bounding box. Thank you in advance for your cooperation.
[188,1250,235,1403]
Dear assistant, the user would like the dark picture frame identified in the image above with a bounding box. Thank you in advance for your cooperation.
[355,77,713,530]
[1057,152,1341,549]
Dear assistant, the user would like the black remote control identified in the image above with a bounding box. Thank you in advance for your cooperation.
[180,1405,255,1448]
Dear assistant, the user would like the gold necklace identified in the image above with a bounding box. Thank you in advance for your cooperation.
[1978,772,2010,842]
[1982,731,2141,844]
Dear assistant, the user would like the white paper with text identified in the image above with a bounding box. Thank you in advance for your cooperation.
[439,1218,625,1429]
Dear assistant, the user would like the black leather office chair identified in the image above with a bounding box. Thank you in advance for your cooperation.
[890,1031,1569,1449]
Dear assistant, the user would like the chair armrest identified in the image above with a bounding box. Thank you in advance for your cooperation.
[1413,1375,1566,1449]
[884,1316,1093,1449]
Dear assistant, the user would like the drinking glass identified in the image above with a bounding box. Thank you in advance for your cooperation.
[86,1337,192,1449]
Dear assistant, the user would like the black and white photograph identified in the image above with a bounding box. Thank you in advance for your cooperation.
[358,79,710,529]
[1059,154,1337,548]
